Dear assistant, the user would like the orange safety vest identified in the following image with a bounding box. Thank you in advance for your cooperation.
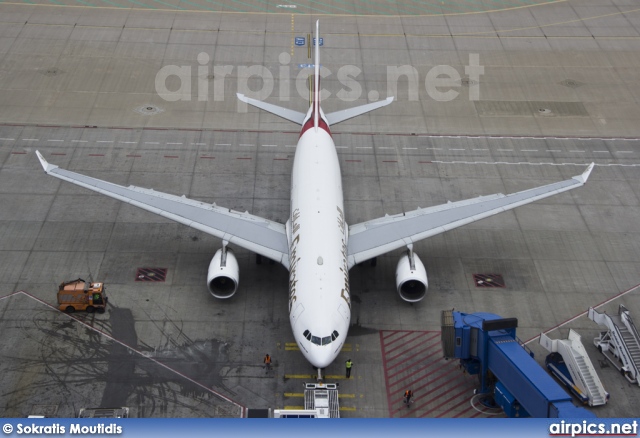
[264,355,271,364]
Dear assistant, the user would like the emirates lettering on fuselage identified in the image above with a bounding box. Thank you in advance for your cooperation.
[288,208,301,313]
[337,206,351,310]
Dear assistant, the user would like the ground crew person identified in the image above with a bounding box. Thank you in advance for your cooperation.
[345,359,353,378]
[264,354,272,373]
[404,389,413,407]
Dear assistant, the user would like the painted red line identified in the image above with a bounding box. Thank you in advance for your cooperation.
[199,156,215,159]
[403,364,461,396]
[382,331,418,350]
[435,391,476,418]
[381,330,404,340]
[395,382,466,418]
[381,331,395,417]
[127,155,141,157]
[386,335,439,364]
[237,157,252,160]
[404,380,471,418]
[523,282,640,345]
[164,155,179,158]
[88,154,104,156]
[273,158,289,161]
[12,290,246,415]
[385,331,440,356]
[51,153,66,156]
[387,348,449,386]
[11,151,26,154]
[345,159,361,162]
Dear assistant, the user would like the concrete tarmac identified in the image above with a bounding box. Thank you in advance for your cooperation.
[0,0,639,418]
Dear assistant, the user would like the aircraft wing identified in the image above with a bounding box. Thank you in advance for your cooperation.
[346,164,594,267]
[35,151,290,268]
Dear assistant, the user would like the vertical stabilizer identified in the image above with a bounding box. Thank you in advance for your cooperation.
[314,20,320,131]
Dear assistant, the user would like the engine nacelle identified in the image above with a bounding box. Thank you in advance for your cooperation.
[395,250,428,302]
[207,247,239,299]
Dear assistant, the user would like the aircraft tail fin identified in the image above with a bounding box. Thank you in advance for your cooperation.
[236,20,394,128]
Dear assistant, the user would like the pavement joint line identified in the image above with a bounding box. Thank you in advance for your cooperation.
[3,291,245,413]
[524,282,640,346]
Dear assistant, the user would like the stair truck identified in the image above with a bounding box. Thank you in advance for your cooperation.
[540,330,609,406]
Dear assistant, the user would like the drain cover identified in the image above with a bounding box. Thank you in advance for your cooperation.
[560,79,584,89]
[473,274,505,288]
[135,268,168,282]
[537,108,552,115]
[459,77,478,87]
[134,105,165,116]
[41,67,63,77]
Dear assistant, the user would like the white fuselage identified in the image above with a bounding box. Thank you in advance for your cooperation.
[288,126,351,369]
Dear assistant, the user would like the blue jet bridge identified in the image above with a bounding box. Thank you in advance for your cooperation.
[441,310,595,418]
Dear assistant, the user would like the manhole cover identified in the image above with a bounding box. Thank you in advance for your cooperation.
[559,79,584,89]
[473,274,505,288]
[459,77,477,87]
[134,105,165,116]
[135,268,168,282]
[41,67,63,77]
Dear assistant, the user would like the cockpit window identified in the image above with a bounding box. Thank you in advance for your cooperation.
[305,330,337,346]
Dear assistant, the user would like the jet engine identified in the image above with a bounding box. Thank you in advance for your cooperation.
[395,247,428,302]
[207,246,239,299]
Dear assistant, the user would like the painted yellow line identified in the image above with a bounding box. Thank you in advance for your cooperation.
[284,406,356,411]
[284,374,313,379]
[283,392,356,398]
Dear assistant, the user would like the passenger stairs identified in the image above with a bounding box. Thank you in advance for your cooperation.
[540,330,608,406]
[303,383,340,418]
[589,305,640,385]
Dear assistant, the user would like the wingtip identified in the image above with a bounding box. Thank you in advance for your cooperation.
[574,162,595,184]
[35,150,57,173]
[236,93,248,102]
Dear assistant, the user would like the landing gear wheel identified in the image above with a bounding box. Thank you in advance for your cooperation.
[65,306,75,313]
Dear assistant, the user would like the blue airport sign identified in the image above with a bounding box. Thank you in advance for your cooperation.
[295,37,305,46]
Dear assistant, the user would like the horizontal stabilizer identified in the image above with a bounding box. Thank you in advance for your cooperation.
[325,96,394,125]
[237,93,306,125]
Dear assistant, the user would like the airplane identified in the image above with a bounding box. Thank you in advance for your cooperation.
[35,21,594,379]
